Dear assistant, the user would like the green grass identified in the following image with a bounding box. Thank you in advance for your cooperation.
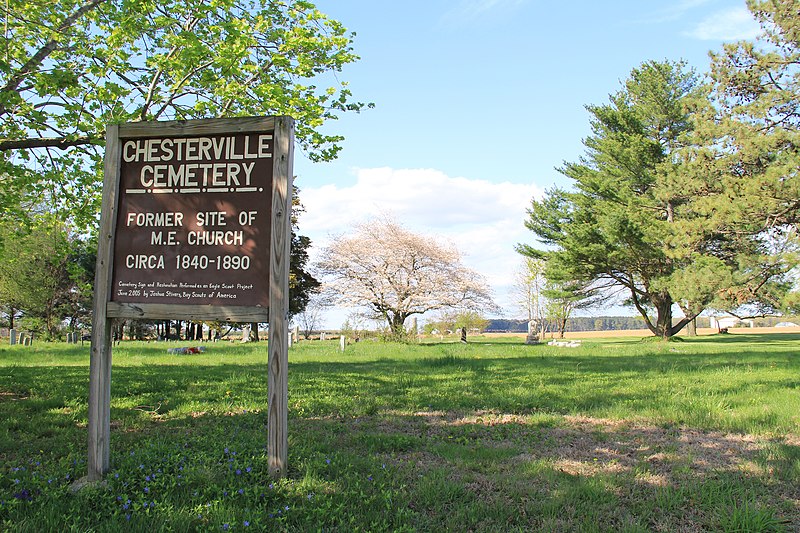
[1,333,799,531]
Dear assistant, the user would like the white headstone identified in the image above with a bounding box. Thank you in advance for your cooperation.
[339,335,346,352]
[9,328,16,346]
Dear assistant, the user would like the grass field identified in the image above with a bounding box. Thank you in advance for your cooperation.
[1,333,799,531]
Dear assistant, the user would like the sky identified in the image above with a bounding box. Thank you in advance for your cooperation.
[291,0,762,329]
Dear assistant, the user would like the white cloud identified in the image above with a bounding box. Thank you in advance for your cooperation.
[687,6,760,41]
[298,167,544,322]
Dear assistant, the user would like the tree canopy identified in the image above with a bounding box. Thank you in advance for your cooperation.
[521,60,712,338]
[678,0,800,315]
[317,216,497,338]
[0,0,370,227]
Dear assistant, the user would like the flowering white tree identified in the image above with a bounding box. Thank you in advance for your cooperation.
[317,217,497,338]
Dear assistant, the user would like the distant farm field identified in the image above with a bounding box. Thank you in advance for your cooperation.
[1,333,799,531]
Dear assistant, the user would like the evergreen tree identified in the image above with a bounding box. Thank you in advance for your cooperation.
[521,60,711,338]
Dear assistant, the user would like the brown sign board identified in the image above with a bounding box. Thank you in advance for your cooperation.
[101,117,293,322]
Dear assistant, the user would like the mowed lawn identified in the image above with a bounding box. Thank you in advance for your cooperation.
[1,333,799,531]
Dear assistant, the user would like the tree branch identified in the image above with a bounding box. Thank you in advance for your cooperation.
[0,136,98,151]
[0,0,106,117]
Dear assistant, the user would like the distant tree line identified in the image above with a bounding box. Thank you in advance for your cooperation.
[488,315,799,334]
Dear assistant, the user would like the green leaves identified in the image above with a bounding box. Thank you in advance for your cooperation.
[0,0,370,227]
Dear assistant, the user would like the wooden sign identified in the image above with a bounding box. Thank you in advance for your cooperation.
[86,116,293,482]
[112,131,273,308]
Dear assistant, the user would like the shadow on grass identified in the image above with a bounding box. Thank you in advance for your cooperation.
[3,334,800,462]
[3,335,800,530]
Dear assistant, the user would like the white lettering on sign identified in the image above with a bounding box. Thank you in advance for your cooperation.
[125,255,165,269]
[122,134,270,195]
[126,212,184,227]
[122,135,272,163]
[187,230,244,246]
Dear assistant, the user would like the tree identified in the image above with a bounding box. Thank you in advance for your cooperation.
[543,279,600,339]
[289,187,321,318]
[317,216,497,338]
[295,292,330,340]
[0,0,370,228]
[521,60,712,339]
[428,309,489,339]
[0,215,94,338]
[703,0,800,231]
[676,0,800,316]
[513,257,547,324]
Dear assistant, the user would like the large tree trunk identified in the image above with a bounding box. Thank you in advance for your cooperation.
[388,313,408,339]
[654,298,673,339]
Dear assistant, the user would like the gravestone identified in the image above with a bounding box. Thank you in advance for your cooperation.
[339,335,346,352]
[9,328,16,346]
[525,320,540,345]
[320,332,326,342]
[460,327,467,343]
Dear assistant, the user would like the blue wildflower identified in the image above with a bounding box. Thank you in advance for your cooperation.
[238,489,244,495]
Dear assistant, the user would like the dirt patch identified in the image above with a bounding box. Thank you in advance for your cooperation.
[298,411,800,529]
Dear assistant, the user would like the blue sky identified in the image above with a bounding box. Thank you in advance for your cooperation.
[291,0,761,328]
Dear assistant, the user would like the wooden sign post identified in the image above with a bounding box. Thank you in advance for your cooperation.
[87,116,293,482]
